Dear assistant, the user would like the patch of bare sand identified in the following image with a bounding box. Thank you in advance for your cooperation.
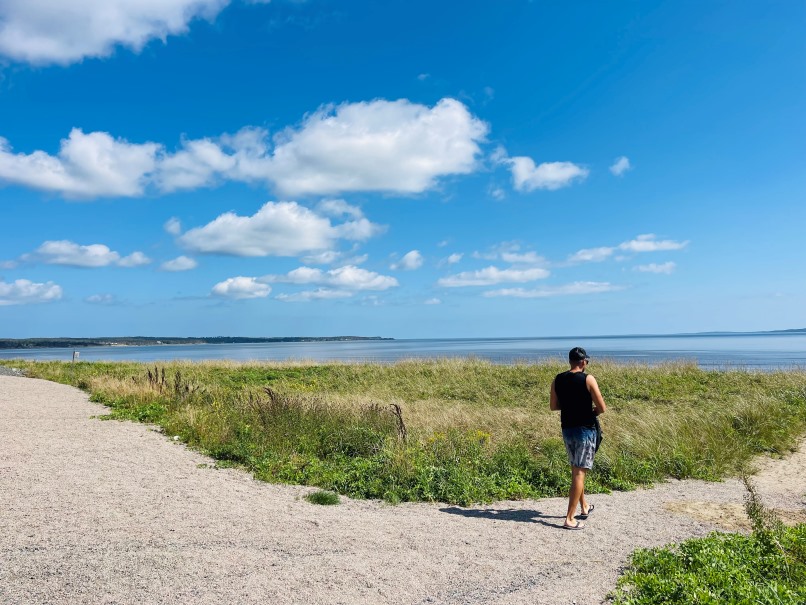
[1,375,804,605]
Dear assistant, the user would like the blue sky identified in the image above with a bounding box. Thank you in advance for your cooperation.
[0,0,803,338]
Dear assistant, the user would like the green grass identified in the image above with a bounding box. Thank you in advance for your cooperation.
[3,358,806,505]
[612,480,806,604]
[305,490,341,505]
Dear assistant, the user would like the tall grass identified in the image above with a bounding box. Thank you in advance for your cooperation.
[4,358,806,504]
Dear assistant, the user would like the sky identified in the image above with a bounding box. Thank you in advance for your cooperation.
[0,0,804,339]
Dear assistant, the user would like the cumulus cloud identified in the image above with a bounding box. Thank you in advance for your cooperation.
[609,156,631,176]
[160,255,197,272]
[1,98,488,200]
[22,240,150,268]
[484,282,620,298]
[0,129,159,198]
[391,250,423,271]
[299,250,368,266]
[262,265,398,291]
[117,251,151,267]
[211,276,271,300]
[568,235,688,264]
[0,278,62,305]
[506,156,589,192]
[634,262,676,274]
[179,201,384,257]
[164,217,182,235]
[155,127,271,192]
[437,266,550,287]
[276,289,354,302]
[0,0,230,65]
[315,199,364,220]
[265,98,488,196]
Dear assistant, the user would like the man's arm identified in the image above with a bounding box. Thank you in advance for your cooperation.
[549,379,560,411]
[586,375,607,415]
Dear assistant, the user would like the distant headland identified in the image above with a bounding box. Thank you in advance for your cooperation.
[0,336,393,350]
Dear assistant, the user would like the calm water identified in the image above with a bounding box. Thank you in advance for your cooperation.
[2,333,806,369]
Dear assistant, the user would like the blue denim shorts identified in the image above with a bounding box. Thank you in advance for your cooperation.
[562,426,597,469]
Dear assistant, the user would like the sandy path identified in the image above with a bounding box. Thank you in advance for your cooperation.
[1,375,804,605]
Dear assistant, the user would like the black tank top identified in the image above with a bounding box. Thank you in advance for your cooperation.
[555,370,595,429]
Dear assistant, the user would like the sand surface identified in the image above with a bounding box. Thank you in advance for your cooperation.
[1,374,804,605]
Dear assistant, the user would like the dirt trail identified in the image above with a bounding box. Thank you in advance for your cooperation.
[1,375,804,605]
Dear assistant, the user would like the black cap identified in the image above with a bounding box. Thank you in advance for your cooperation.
[569,347,590,362]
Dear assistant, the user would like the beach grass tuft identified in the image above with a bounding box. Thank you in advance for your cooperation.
[305,490,341,505]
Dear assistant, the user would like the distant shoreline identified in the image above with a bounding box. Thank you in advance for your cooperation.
[0,336,393,350]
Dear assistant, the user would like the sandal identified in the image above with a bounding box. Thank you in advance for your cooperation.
[563,520,585,530]
[579,503,594,519]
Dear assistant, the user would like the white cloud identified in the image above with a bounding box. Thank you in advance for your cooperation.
[179,201,383,257]
[163,217,182,235]
[265,98,488,196]
[299,250,368,266]
[484,282,620,298]
[507,156,589,192]
[160,255,197,272]
[489,186,505,200]
[276,288,354,302]
[262,265,398,291]
[618,234,688,253]
[424,297,441,305]
[500,251,547,266]
[568,235,688,264]
[567,246,616,263]
[1,98,488,200]
[0,278,62,305]
[441,253,463,266]
[117,251,151,267]
[0,0,230,65]
[155,127,270,192]
[609,156,631,176]
[85,293,116,305]
[473,243,546,266]
[211,276,271,300]
[0,129,159,198]
[438,266,550,287]
[22,240,150,268]
[391,250,423,271]
[315,199,364,219]
[634,262,676,274]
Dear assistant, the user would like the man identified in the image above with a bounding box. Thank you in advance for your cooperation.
[550,347,607,530]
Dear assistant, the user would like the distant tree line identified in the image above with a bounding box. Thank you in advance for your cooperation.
[0,336,392,349]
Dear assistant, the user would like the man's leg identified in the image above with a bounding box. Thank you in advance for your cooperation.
[579,486,588,515]
[566,466,587,526]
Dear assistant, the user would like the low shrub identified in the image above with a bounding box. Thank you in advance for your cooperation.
[611,480,806,604]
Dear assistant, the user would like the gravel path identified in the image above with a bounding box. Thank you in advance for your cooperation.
[1,375,804,605]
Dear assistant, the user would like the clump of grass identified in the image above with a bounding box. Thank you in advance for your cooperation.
[611,479,806,604]
[305,490,340,505]
[2,358,805,505]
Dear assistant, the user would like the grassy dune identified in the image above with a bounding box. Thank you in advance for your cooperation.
[4,358,806,505]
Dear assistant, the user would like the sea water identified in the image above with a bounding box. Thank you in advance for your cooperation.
[1,332,806,369]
